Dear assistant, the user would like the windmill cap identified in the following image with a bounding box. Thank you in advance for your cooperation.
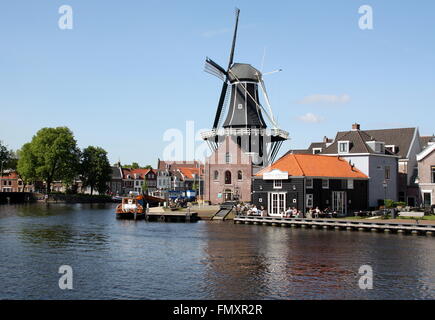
[228,63,261,83]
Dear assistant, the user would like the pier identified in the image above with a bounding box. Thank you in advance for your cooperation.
[145,208,199,222]
[234,216,435,236]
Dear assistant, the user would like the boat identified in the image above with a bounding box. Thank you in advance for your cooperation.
[115,197,145,220]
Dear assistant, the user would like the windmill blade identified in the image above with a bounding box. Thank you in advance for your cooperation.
[204,57,227,81]
[212,82,229,129]
[227,8,240,69]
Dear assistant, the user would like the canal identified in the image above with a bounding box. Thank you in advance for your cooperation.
[0,203,434,299]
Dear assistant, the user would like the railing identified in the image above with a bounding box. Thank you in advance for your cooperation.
[234,215,435,233]
[200,128,289,140]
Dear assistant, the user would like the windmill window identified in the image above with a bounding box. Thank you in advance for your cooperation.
[225,171,232,185]
[238,103,243,110]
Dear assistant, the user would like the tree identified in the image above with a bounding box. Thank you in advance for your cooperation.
[17,143,37,191]
[17,127,81,193]
[0,141,12,171]
[123,163,152,169]
[81,146,112,195]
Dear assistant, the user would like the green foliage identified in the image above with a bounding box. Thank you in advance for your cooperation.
[16,144,36,184]
[17,127,81,193]
[81,146,112,195]
[123,163,152,169]
[0,141,14,170]
[192,182,199,191]
[384,199,395,209]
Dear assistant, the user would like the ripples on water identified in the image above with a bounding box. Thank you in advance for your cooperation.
[0,203,434,299]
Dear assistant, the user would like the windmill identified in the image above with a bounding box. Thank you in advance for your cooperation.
[201,8,289,166]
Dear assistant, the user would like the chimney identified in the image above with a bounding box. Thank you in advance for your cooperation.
[352,123,361,131]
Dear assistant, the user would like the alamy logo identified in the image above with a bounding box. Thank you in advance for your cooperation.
[358,265,373,290]
[358,5,374,30]
[58,5,73,30]
[58,265,73,290]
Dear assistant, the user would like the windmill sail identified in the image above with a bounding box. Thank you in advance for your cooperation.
[204,58,226,81]
[201,8,289,165]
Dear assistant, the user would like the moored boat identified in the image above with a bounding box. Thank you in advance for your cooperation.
[115,197,145,220]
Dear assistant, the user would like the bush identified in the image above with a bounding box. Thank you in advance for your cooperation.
[384,199,395,209]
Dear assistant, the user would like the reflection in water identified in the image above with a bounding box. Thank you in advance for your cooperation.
[0,203,435,299]
[19,225,109,250]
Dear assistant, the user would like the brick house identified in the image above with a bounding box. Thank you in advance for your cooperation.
[156,160,204,199]
[0,171,35,192]
[204,137,253,204]
[122,168,157,195]
[416,142,435,208]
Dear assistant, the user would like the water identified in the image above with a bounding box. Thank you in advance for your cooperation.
[0,203,434,300]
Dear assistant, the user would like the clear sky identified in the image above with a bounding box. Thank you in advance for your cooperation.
[1,0,434,166]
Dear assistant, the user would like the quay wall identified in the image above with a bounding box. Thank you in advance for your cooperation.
[0,192,36,204]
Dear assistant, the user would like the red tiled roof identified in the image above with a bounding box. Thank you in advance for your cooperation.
[256,154,368,179]
[0,172,19,180]
[178,167,200,179]
[122,168,156,179]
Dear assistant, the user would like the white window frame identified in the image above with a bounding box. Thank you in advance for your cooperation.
[385,145,396,154]
[312,148,322,154]
[306,178,313,189]
[268,192,286,216]
[348,179,354,190]
[322,179,329,189]
[273,179,282,189]
[306,194,313,208]
[338,141,350,154]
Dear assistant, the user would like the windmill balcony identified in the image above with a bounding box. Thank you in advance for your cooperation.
[201,128,289,141]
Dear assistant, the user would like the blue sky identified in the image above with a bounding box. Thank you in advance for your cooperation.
[1,1,434,166]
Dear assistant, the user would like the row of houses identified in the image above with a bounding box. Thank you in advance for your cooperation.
[0,160,204,199]
[106,161,204,198]
[203,123,435,215]
[2,123,433,215]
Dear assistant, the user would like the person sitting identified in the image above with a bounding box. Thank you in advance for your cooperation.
[250,205,259,216]
[324,207,332,218]
[285,207,293,218]
[314,207,321,218]
[292,207,298,217]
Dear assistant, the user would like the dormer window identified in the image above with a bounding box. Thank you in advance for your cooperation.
[385,145,396,154]
[312,148,322,154]
[366,141,385,153]
[338,141,350,154]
